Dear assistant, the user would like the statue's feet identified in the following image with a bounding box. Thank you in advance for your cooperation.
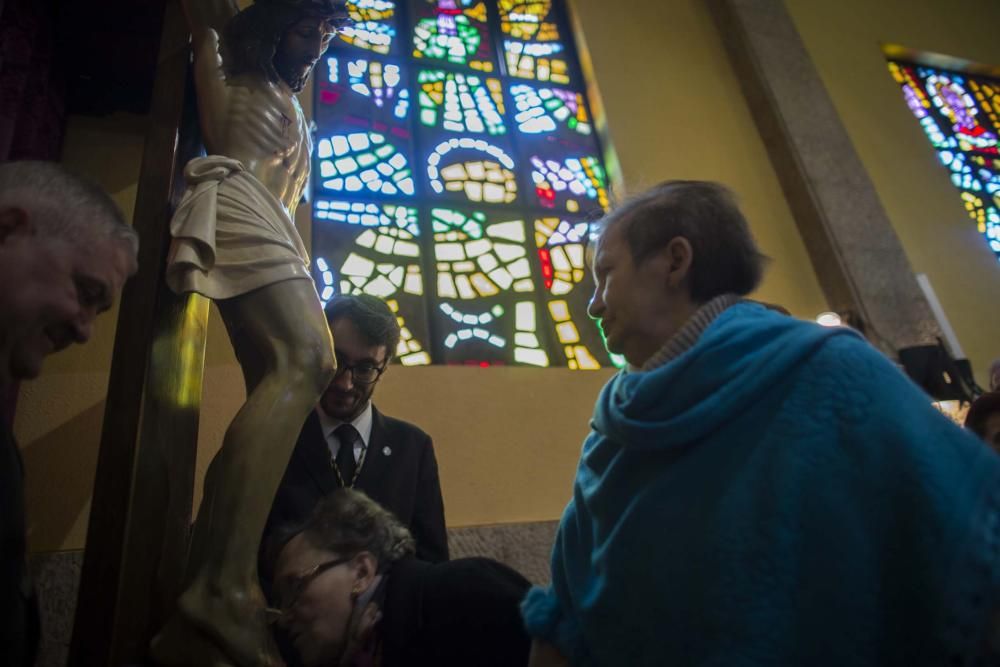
[150,584,285,667]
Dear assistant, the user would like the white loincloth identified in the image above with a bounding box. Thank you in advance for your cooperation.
[166,155,312,300]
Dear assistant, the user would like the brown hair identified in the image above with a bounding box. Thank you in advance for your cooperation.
[966,392,1000,440]
[324,294,402,361]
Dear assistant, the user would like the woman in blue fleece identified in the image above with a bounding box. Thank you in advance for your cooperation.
[522,181,1000,666]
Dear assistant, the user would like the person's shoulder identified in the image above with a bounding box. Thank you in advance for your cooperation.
[375,407,432,443]
[807,328,898,377]
[444,557,531,584]
[416,557,531,603]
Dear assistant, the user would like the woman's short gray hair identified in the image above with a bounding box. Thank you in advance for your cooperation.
[282,489,415,571]
[0,161,139,259]
[599,180,767,302]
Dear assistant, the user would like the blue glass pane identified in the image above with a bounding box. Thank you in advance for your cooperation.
[335,0,400,56]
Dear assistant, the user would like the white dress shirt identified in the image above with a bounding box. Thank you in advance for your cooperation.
[316,400,373,464]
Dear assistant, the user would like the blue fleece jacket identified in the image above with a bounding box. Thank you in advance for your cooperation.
[522,302,1000,666]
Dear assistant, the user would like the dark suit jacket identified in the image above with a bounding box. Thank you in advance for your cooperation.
[264,405,449,564]
[1,419,39,667]
[379,556,531,667]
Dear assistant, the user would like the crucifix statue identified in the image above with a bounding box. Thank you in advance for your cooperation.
[151,1,346,664]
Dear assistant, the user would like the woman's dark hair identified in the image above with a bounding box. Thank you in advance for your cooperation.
[221,0,348,90]
[267,489,415,575]
[597,180,768,303]
[966,392,1000,439]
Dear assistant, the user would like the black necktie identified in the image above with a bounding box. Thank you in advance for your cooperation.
[333,423,359,487]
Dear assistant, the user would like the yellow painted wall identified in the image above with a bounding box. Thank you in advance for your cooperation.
[568,0,829,320]
[14,113,147,552]
[20,0,835,553]
[785,0,1000,381]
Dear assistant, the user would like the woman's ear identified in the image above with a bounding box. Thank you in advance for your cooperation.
[351,551,378,595]
[664,237,693,287]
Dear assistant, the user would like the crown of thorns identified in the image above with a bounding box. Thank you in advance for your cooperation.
[256,0,351,23]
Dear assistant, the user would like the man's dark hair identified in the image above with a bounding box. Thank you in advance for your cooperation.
[598,180,767,303]
[325,294,402,360]
[266,489,414,576]
[222,0,348,92]
[966,392,1000,439]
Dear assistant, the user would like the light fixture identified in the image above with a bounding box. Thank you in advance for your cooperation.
[930,399,970,426]
[816,312,842,327]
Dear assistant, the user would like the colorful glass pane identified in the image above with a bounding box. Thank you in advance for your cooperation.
[432,208,548,366]
[317,55,410,126]
[530,155,608,212]
[312,205,430,365]
[417,70,506,135]
[534,217,588,294]
[512,83,590,137]
[534,217,607,369]
[504,40,570,85]
[317,132,416,197]
[337,0,398,55]
[411,0,495,71]
[315,199,421,236]
[432,207,535,298]
[889,60,1000,262]
[427,137,518,203]
[498,0,560,41]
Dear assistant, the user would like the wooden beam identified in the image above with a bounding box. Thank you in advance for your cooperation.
[69,1,208,664]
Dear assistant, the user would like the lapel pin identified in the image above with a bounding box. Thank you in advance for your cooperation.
[383,446,392,456]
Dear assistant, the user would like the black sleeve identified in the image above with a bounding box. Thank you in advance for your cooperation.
[1,427,38,667]
[419,558,532,667]
[411,434,449,563]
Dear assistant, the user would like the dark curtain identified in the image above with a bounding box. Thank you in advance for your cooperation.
[0,0,67,423]
[0,0,66,161]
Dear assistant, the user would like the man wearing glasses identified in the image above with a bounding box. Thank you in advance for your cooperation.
[264,294,449,564]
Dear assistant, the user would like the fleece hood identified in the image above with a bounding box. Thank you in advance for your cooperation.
[593,302,861,451]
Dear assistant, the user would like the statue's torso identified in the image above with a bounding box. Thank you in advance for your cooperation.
[205,76,311,216]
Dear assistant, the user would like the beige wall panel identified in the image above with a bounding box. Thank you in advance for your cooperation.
[785,0,1000,379]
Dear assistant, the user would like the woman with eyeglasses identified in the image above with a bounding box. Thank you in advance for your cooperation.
[267,488,531,666]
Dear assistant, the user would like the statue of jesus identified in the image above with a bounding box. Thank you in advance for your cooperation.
[151,1,346,665]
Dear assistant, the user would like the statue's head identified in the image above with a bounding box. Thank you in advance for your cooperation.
[222,0,350,93]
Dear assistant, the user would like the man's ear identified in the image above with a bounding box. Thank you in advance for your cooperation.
[0,207,32,244]
[664,237,693,287]
[351,551,378,595]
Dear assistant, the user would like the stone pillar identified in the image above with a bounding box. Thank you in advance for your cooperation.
[709,0,941,352]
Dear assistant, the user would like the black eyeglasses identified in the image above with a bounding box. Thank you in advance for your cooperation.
[334,353,387,385]
[268,555,353,621]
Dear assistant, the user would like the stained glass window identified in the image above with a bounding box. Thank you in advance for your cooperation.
[338,0,399,55]
[313,0,617,367]
[887,59,1000,263]
[417,70,506,134]
[412,0,496,71]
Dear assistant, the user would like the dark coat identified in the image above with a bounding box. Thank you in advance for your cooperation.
[379,556,532,667]
[1,418,39,667]
[265,406,449,563]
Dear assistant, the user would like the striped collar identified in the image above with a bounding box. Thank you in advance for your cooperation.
[638,294,741,372]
